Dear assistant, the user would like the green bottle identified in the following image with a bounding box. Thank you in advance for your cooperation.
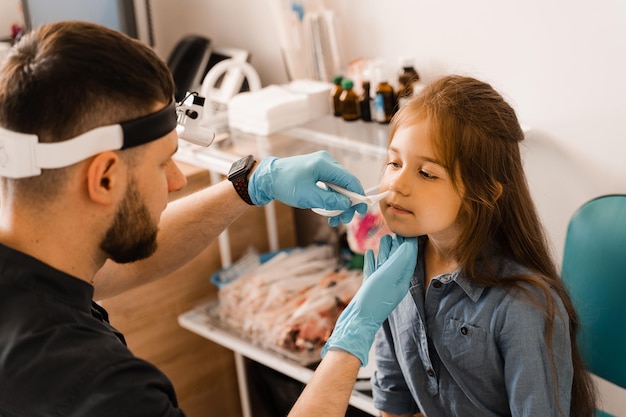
[330,75,344,117]
[339,79,359,122]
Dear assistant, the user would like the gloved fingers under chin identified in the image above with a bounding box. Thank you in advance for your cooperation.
[363,249,375,279]
[387,235,401,256]
[389,239,418,262]
[377,234,393,265]
[388,241,419,282]
[387,235,412,259]
[398,237,419,255]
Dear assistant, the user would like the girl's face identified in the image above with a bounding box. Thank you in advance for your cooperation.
[380,119,464,241]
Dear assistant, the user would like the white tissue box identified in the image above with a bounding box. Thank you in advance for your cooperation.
[228,80,332,135]
[286,79,332,120]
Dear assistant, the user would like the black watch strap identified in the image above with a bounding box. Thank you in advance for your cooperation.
[228,155,256,205]
[232,176,254,205]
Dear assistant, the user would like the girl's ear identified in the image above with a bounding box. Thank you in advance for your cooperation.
[86,152,122,205]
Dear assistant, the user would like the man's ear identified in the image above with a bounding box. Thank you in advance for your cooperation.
[86,152,123,205]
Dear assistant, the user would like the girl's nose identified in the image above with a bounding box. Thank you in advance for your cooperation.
[386,168,410,196]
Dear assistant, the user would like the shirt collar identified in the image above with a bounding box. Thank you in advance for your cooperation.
[0,243,94,311]
[450,270,485,302]
[417,235,487,303]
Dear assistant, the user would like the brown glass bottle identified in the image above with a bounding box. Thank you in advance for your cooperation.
[374,79,396,124]
[397,59,420,108]
[339,79,359,122]
[330,75,344,117]
[359,81,372,122]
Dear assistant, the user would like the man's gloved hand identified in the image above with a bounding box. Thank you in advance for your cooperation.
[248,150,367,226]
[321,234,418,366]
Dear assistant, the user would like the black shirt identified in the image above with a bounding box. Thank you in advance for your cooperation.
[0,243,186,417]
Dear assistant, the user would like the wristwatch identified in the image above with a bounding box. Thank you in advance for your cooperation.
[228,154,256,205]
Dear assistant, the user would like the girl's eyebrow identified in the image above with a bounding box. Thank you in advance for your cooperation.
[388,145,445,167]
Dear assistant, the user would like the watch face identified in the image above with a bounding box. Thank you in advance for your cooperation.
[229,155,254,178]
[232,158,246,173]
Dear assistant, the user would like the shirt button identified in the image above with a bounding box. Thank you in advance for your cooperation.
[432,281,442,289]
[460,326,469,335]
[427,369,435,377]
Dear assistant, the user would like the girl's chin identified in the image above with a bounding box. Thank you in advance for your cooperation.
[395,232,421,239]
[382,212,420,237]
[386,224,420,239]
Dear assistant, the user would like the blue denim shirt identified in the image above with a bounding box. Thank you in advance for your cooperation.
[371,239,573,417]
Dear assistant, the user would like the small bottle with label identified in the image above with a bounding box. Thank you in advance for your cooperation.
[330,74,344,117]
[339,79,359,122]
[359,80,372,122]
[374,76,396,124]
[397,58,420,108]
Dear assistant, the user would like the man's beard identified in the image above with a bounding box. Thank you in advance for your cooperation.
[100,180,159,264]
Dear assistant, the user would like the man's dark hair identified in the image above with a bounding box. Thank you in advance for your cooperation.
[0,21,175,198]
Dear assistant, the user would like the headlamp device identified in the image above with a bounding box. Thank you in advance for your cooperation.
[0,98,215,179]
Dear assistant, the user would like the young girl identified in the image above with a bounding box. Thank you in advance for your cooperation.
[371,75,596,417]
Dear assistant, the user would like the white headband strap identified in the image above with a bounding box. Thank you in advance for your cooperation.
[0,125,123,178]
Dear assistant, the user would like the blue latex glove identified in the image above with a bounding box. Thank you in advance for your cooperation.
[248,150,367,225]
[321,234,418,366]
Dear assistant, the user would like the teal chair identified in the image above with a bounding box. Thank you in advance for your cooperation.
[561,195,626,417]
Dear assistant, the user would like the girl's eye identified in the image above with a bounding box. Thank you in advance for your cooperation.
[419,170,437,180]
[386,160,401,169]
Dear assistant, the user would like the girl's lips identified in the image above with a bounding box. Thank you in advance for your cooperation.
[387,202,412,214]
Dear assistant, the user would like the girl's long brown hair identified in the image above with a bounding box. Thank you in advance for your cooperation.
[390,75,596,417]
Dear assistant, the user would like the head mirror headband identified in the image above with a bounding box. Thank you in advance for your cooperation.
[0,100,212,179]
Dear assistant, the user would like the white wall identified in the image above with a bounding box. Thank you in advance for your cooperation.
[0,0,22,39]
[150,0,626,180]
[332,0,626,177]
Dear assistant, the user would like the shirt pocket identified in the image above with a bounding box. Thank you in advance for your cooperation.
[442,317,488,371]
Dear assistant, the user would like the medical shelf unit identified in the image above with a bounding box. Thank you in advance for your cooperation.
[175,116,389,417]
